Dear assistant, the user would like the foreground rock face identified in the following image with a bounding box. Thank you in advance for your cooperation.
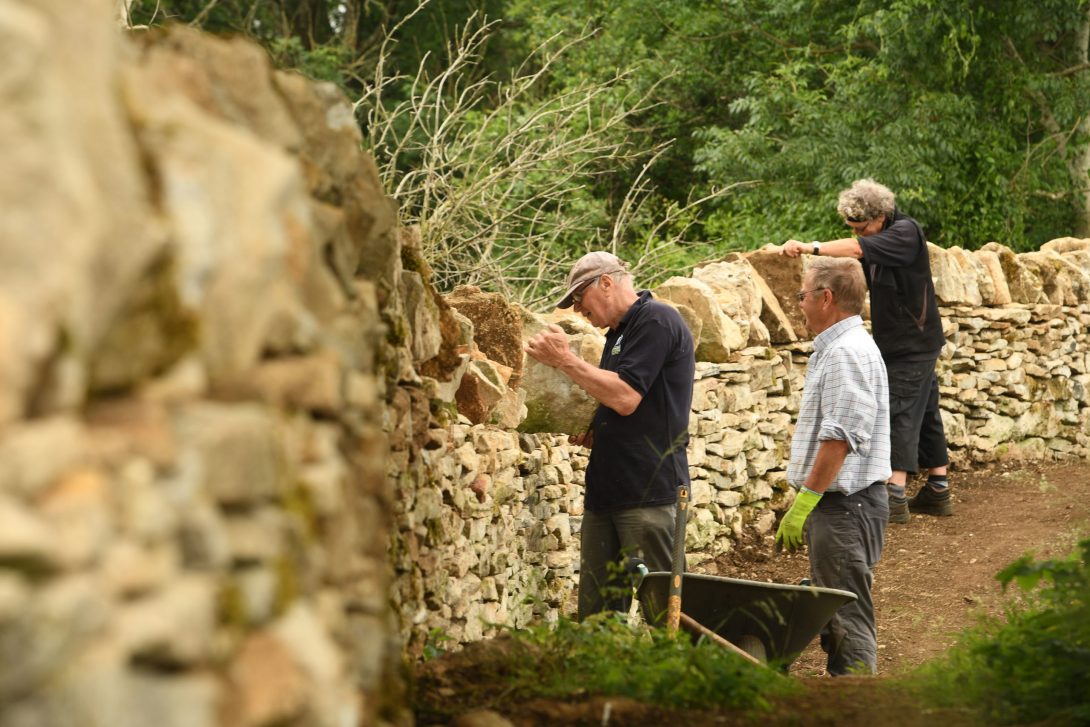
[1,7,407,726]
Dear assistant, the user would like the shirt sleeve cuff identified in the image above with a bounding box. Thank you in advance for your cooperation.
[818,420,872,455]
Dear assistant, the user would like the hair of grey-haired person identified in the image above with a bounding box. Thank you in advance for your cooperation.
[836,178,896,222]
[807,257,867,315]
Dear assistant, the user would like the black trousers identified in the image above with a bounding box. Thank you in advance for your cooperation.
[885,358,949,473]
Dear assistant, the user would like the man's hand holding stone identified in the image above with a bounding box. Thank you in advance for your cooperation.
[524,324,574,369]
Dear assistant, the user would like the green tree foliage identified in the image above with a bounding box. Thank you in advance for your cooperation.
[124,0,1090,294]
[918,539,1090,724]
[126,0,510,88]
[693,0,1090,250]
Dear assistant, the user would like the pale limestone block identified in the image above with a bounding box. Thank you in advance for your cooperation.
[0,495,60,571]
[245,351,345,414]
[929,243,982,306]
[981,243,1049,304]
[0,416,86,499]
[117,576,217,666]
[175,403,290,506]
[225,507,286,564]
[972,250,1012,305]
[654,276,744,361]
[692,260,763,345]
[38,468,112,568]
[225,632,308,727]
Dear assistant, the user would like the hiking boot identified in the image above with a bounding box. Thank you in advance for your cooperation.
[888,494,910,524]
[909,485,953,516]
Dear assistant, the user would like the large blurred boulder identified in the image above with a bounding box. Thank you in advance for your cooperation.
[273,70,397,296]
[123,35,313,389]
[0,0,164,424]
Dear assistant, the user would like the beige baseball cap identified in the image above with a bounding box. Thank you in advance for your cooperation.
[555,251,628,309]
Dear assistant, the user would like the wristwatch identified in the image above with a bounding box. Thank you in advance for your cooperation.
[811,241,821,255]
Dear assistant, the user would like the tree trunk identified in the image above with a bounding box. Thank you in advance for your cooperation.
[276,0,334,48]
[1070,4,1090,237]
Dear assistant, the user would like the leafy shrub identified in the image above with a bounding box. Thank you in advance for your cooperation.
[497,614,793,710]
[917,539,1090,725]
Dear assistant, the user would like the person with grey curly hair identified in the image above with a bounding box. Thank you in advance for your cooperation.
[836,178,896,223]
[775,179,952,525]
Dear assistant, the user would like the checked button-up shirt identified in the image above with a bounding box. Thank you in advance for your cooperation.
[788,315,892,495]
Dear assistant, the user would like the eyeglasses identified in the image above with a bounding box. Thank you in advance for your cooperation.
[796,287,827,303]
[571,276,601,305]
[571,269,624,305]
[844,215,868,223]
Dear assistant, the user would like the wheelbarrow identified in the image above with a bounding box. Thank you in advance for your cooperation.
[635,570,856,666]
[628,485,855,667]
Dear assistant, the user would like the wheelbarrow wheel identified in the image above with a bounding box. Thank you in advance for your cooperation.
[734,634,767,664]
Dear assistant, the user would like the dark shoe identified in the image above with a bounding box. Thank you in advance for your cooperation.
[888,494,910,524]
[909,485,953,516]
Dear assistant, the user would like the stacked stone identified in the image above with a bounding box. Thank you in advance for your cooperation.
[927,238,1090,463]
[388,346,804,645]
[3,8,406,727]
[937,303,1090,462]
[389,339,809,645]
[388,426,584,648]
[683,350,795,566]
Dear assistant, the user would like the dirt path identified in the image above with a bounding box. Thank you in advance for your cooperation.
[718,460,1090,678]
[417,460,1090,726]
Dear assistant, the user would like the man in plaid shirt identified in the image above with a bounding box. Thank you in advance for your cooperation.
[775,257,892,675]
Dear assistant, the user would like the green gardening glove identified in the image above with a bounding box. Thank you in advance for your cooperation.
[775,488,823,552]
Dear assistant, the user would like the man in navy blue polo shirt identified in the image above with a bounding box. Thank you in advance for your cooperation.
[525,251,695,620]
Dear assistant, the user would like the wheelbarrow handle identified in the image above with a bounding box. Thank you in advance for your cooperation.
[665,484,690,632]
[678,613,765,667]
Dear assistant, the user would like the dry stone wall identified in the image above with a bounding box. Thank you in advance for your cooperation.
[391,242,1090,655]
[2,5,415,726]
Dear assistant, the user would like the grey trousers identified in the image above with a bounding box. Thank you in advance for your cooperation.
[806,482,888,675]
[578,504,675,621]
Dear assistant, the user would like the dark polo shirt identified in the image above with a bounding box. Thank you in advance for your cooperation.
[857,210,946,361]
[584,291,695,513]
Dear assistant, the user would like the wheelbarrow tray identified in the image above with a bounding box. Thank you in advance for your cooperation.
[637,572,856,665]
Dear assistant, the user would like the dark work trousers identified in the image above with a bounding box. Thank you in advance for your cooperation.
[578,504,675,621]
[806,482,888,675]
[885,358,949,473]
